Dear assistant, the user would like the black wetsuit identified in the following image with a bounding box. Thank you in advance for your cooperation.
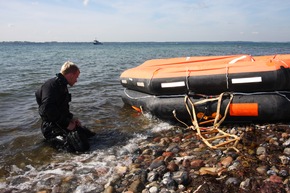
[35,73,94,152]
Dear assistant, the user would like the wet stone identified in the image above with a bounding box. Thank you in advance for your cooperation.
[74,167,95,175]
[278,169,288,177]
[165,178,178,190]
[166,144,179,152]
[149,186,158,193]
[282,138,290,146]
[149,157,165,170]
[129,179,145,193]
[257,166,268,175]
[279,155,289,165]
[267,169,277,176]
[166,161,178,172]
[239,178,251,191]
[225,177,240,186]
[162,151,174,157]
[161,172,172,184]
[103,185,114,193]
[283,147,290,155]
[220,156,233,167]
[269,175,283,183]
[256,146,266,155]
[10,176,31,186]
[190,159,205,169]
[181,159,190,168]
[147,171,158,182]
[258,154,267,161]
[228,161,239,171]
[281,133,289,139]
[172,171,190,185]
[142,148,153,155]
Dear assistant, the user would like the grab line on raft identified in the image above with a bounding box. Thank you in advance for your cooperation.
[174,92,242,152]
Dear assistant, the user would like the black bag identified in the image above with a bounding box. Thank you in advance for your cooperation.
[66,128,90,152]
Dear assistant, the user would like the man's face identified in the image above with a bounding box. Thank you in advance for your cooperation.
[68,71,80,86]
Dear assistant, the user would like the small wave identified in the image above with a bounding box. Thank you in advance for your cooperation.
[1,122,173,192]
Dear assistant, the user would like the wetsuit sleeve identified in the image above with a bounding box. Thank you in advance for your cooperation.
[38,82,71,129]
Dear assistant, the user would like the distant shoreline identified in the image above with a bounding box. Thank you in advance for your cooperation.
[1,41,290,44]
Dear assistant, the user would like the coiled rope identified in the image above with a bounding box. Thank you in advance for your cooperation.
[174,92,242,152]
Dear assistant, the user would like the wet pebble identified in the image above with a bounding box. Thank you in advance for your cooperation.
[256,146,266,155]
[167,161,178,172]
[103,185,114,193]
[225,177,240,186]
[239,178,251,190]
[220,156,233,167]
[228,161,239,171]
[256,165,268,175]
[129,179,145,193]
[279,155,289,165]
[190,159,205,169]
[281,133,289,139]
[267,169,277,176]
[278,169,288,177]
[283,147,290,155]
[268,175,283,183]
[283,138,290,146]
[172,171,190,185]
[149,186,158,193]
[166,144,180,154]
[149,157,165,170]
[147,171,158,182]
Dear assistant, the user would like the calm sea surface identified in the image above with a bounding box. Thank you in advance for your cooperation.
[1,42,290,191]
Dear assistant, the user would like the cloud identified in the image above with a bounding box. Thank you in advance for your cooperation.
[0,0,290,42]
[252,32,259,35]
[83,0,89,6]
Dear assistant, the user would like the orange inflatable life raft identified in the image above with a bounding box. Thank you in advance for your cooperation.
[120,54,290,123]
[121,89,290,123]
[120,54,290,95]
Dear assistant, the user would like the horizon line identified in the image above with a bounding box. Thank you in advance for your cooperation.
[1,40,290,43]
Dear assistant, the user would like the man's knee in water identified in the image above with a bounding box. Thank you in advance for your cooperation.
[41,122,95,152]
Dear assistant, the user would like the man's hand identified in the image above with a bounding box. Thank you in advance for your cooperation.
[67,118,81,130]
[75,119,82,127]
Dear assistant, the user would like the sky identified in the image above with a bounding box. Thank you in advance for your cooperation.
[1,0,290,42]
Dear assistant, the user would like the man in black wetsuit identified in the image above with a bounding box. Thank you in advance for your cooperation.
[35,61,95,152]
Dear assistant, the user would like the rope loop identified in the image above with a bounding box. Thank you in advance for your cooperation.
[174,92,242,152]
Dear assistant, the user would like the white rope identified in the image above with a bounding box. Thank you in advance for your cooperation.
[174,92,241,152]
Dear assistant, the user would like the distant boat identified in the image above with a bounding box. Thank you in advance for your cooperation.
[93,39,102,45]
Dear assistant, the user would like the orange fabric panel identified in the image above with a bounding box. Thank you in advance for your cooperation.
[230,103,258,116]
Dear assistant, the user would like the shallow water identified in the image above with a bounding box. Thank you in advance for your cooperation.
[0,41,290,191]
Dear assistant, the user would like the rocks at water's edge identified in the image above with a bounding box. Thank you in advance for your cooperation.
[105,124,290,193]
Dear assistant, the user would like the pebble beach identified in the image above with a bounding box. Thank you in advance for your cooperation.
[3,122,290,193]
[103,123,290,193]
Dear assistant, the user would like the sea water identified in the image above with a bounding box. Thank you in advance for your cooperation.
[0,41,290,191]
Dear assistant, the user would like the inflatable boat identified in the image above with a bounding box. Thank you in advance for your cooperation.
[120,54,290,95]
[120,54,290,123]
[122,89,290,123]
